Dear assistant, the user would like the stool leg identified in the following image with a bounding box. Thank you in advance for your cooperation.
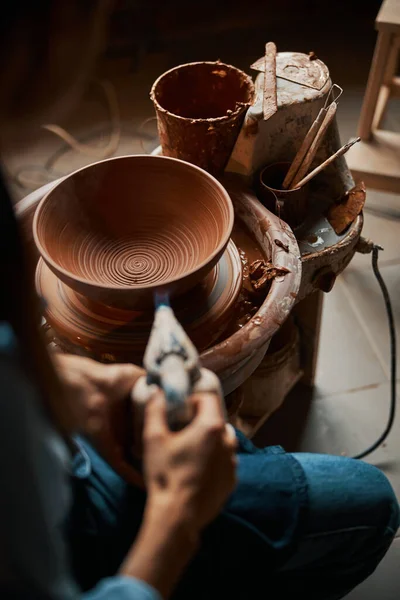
[358,31,393,140]
[373,38,399,129]
[383,37,399,85]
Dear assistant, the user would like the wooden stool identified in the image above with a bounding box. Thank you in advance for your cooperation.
[347,0,400,193]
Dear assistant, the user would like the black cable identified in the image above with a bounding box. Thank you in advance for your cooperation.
[352,245,397,460]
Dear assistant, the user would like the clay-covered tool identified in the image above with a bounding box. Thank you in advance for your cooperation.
[293,137,361,188]
[289,101,337,189]
[263,42,278,121]
[282,107,326,189]
[132,299,224,432]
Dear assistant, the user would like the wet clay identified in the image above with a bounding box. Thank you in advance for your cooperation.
[37,239,244,365]
[151,62,255,175]
[220,222,268,337]
[38,222,268,364]
[33,155,234,308]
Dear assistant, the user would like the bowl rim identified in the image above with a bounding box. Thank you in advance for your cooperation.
[32,154,235,292]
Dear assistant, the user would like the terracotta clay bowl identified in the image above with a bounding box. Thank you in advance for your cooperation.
[33,155,234,308]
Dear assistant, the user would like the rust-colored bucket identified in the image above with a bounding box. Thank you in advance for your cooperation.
[151,61,255,175]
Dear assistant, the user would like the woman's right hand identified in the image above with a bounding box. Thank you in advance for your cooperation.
[120,391,237,598]
[143,391,237,535]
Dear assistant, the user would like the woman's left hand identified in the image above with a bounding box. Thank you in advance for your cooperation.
[54,354,144,483]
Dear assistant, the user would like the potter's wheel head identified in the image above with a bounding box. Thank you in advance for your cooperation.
[36,240,243,364]
[33,155,234,308]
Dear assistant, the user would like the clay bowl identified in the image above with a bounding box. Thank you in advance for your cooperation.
[33,155,234,308]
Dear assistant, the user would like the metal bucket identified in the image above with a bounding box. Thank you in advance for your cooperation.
[151,61,254,175]
[258,161,310,229]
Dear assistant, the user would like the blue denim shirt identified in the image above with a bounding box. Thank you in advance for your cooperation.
[0,322,160,600]
[84,577,161,600]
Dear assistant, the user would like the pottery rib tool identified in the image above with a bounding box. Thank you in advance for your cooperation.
[263,42,278,121]
[293,137,361,188]
[289,101,337,189]
[132,296,223,431]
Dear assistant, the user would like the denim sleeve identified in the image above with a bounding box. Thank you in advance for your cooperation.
[83,576,162,600]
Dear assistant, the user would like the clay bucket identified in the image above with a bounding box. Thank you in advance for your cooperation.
[150,61,255,175]
[258,162,310,229]
[33,155,234,309]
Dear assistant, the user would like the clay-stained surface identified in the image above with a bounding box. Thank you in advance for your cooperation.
[227,51,354,205]
[251,51,330,91]
[239,317,302,420]
[227,53,332,178]
[298,213,363,300]
[327,182,366,235]
[151,61,254,175]
[221,222,266,336]
[249,260,290,291]
[33,155,234,308]
[201,176,302,392]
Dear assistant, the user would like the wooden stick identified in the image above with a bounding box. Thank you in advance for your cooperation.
[263,42,277,121]
[289,101,337,189]
[282,107,326,189]
[294,137,361,188]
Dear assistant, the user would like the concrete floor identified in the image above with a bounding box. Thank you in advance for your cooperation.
[4,4,400,596]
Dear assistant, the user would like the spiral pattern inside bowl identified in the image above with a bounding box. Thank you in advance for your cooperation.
[64,218,217,287]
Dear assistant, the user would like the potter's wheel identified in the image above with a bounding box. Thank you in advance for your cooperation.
[37,239,243,364]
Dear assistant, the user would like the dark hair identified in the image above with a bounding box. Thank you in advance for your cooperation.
[0,1,110,433]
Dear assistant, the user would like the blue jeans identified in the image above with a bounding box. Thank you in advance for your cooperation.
[68,442,399,600]
[278,453,399,599]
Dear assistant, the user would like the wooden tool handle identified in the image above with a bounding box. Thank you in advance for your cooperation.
[294,137,361,188]
[282,107,326,189]
[290,101,337,189]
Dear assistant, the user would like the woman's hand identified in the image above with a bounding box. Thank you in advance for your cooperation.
[56,355,237,598]
[120,391,237,598]
[54,354,144,482]
[144,391,237,532]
